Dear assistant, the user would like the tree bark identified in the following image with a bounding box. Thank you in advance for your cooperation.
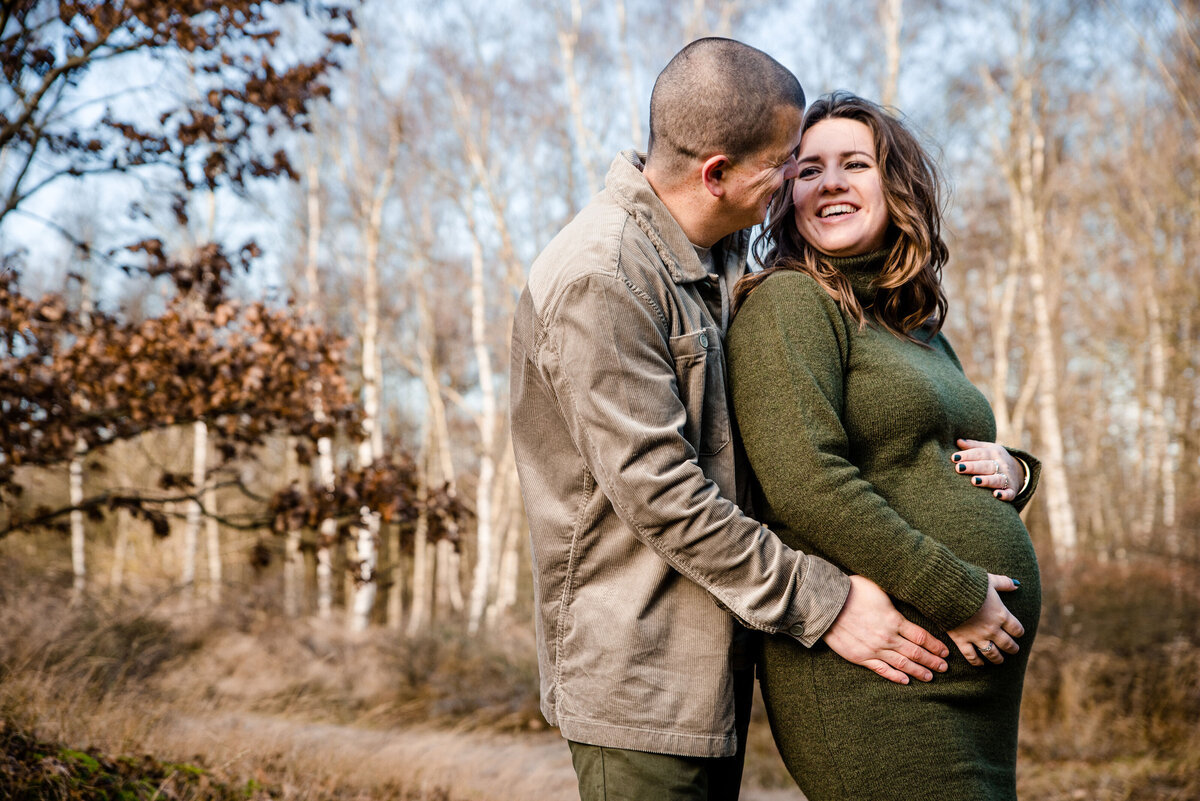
[878,0,903,108]
[466,227,498,634]
[204,477,221,603]
[614,0,643,148]
[314,397,337,620]
[557,0,599,196]
[69,438,86,598]
[182,419,207,597]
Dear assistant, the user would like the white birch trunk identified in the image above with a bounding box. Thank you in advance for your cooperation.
[316,524,335,620]
[487,459,524,626]
[387,523,405,630]
[305,148,322,319]
[985,250,1018,443]
[341,86,399,632]
[466,230,498,634]
[557,0,599,196]
[1141,289,1168,541]
[1013,24,1077,563]
[205,487,221,603]
[109,444,132,590]
[70,275,93,599]
[350,506,380,632]
[284,521,304,617]
[980,3,1078,563]
[302,138,331,619]
[437,538,464,615]
[1024,190,1077,562]
[70,438,87,598]
[492,521,522,623]
[315,397,337,619]
[407,454,433,636]
[182,419,207,597]
[878,0,903,108]
[283,437,304,616]
[408,267,460,633]
[614,0,643,148]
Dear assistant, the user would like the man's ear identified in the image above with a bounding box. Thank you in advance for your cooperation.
[701,154,732,198]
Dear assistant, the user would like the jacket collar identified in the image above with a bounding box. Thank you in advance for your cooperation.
[606,150,749,285]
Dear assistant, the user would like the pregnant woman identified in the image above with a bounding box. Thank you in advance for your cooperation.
[727,91,1042,800]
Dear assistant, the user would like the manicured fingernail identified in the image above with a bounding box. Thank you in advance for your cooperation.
[973,477,982,485]
[957,464,966,472]
[993,490,1002,498]
[1012,579,1021,587]
[952,454,962,462]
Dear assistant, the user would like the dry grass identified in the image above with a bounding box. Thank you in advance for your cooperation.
[0,558,555,800]
[2,554,1198,801]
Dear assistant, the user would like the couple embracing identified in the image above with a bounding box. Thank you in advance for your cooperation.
[510,37,1040,801]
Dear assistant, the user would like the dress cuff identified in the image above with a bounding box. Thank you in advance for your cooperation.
[1004,446,1042,512]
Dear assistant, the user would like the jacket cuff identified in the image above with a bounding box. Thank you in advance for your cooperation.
[783,556,851,647]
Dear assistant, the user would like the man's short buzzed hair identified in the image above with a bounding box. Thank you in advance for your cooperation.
[648,38,804,176]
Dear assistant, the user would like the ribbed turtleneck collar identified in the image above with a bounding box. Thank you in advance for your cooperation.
[826,248,889,304]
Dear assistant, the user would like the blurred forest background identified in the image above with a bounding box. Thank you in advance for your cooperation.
[2,0,1198,799]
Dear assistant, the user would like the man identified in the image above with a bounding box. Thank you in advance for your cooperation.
[510,38,949,800]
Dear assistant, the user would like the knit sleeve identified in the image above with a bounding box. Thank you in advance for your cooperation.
[727,272,989,630]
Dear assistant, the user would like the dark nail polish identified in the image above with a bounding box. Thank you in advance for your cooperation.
[1013,579,1021,588]
[952,454,962,462]
[993,490,1001,498]
[957,464,966,472]
[973,477,982,485]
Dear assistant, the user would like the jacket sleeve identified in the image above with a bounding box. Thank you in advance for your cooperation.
[727,273,989,631]
[535,270,849,647]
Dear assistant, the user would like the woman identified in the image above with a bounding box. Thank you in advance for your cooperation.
[726,91,1042,800]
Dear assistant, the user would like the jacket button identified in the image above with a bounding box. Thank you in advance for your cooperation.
[699,332,709,348]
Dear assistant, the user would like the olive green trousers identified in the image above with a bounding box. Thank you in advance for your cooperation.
[567,667,752,801]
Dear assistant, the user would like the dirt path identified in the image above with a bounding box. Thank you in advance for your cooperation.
[159,711,804,801]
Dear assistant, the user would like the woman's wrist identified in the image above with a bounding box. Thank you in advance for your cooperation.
[1014,456,1031,494]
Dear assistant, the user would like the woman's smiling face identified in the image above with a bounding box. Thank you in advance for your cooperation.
[791,117,891,258]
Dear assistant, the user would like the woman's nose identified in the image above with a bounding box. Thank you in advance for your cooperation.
[820,168,848,192]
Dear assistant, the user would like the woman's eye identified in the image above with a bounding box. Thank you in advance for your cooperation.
[846,161,871,170]
[798,167,820,179]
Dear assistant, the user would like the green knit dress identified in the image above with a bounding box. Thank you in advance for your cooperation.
[726,252,1041,801]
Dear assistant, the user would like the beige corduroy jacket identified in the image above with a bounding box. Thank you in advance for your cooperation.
[509,151,850,758]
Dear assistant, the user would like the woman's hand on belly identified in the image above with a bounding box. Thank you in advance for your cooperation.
[952,438,1024,503]
[946,573,1026,666]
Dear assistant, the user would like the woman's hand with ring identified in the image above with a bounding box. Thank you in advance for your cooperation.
[951,438,1024,502]
[946,573,1024,666]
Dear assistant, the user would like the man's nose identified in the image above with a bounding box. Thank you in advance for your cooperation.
[783,156,800,181]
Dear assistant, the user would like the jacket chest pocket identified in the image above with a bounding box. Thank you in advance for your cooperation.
[668,327,731,458]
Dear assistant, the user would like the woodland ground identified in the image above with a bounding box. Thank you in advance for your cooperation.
[1,555,1197,800]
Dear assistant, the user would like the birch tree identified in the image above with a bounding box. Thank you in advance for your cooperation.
[69,271,93,598]
[974,0,1078,564]
[878,0,903,108]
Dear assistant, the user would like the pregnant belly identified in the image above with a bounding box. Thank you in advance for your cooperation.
[880,470,1043,634]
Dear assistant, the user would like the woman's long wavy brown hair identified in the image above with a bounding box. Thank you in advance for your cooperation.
[732,91,949,343]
